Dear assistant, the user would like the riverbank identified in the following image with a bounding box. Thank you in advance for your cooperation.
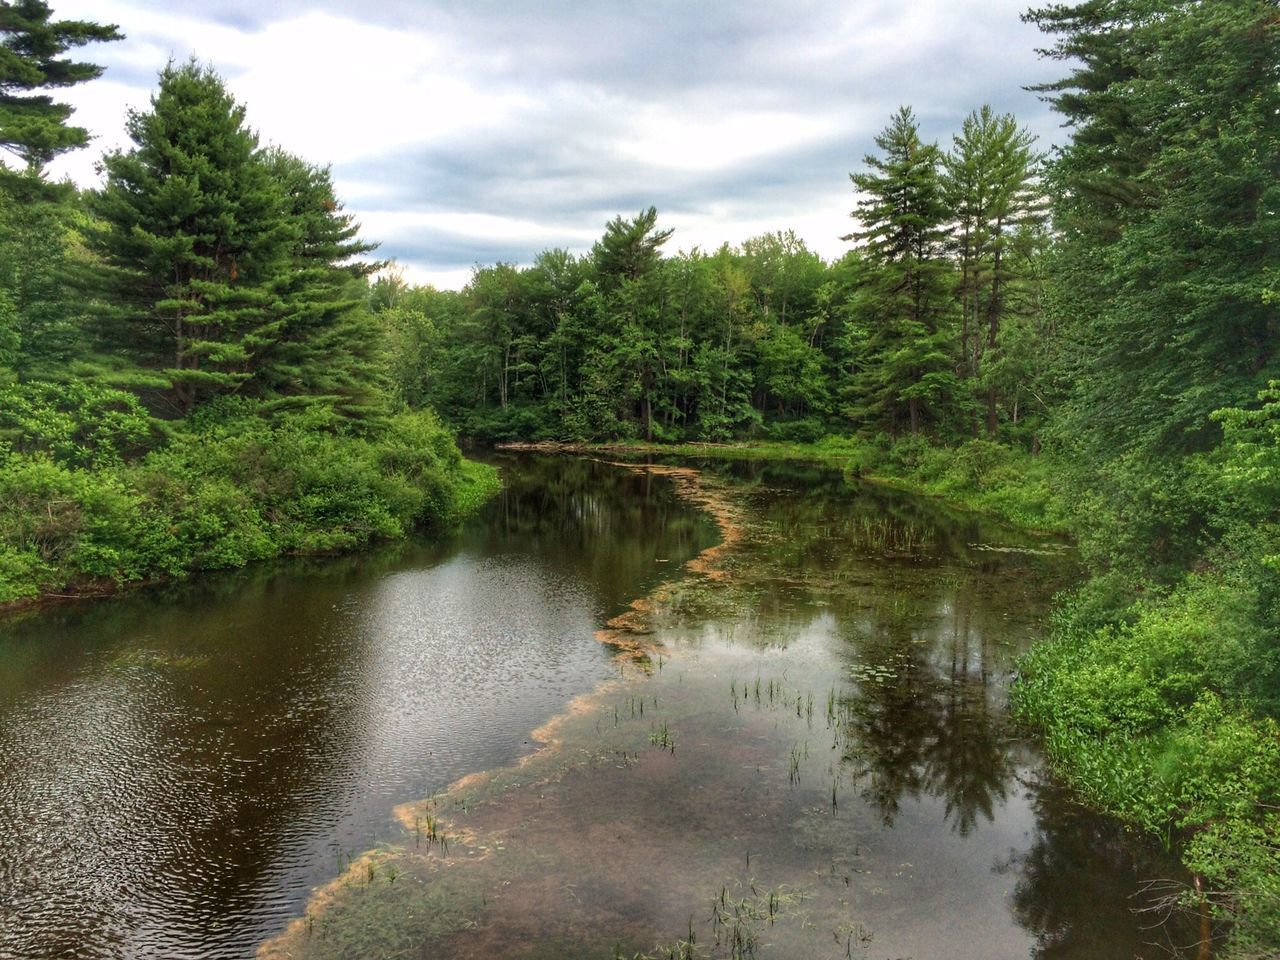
[0,407,500,614]
[497,440,1279,957]
[261,454,1183,960]
[497,435,1068,535]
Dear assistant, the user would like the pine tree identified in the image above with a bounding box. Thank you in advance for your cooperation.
[943,106,1045,436]
[591,208,673,440]
[844,107,958,435]
[256,148,386,422]
[0,0,121,177]
[1028,0,1280,459]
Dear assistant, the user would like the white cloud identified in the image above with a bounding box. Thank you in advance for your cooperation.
[43,0,1062,289]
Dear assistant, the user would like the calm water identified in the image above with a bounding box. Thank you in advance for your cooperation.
[0,456,1196,959]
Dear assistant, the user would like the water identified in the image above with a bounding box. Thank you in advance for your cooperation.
[0,455,1199,959]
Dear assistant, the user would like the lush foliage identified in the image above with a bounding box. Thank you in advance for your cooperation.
[0,397,496,604]
[0,40,494,607]
[1008,3,1280,952]
[375,106,1048,448]
[2,1,1278,953]
[0,0,121,177]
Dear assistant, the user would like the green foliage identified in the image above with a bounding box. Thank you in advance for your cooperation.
[843,106,960,436]
[0,404,497,603]
[0,380,154,466]
[1016,582,1280,954]
[943,106,1047,438]
[89,61,383,422]
[0,0,121,175]
[0,184,90,377]
[88,59,292,413]
[1030,0,1280,555]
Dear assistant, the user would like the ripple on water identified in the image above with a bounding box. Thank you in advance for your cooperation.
[0,455,715,959]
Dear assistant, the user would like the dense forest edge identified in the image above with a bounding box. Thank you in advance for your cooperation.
[0,0,1277,955]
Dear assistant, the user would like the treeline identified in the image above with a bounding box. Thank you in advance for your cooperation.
[0,6,496,606]
[377,105,1048,448]
[2,0,1279,951]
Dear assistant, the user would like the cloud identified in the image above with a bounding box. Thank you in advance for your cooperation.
[46,0,1064,288]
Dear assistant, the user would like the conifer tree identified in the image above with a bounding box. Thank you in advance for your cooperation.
[943,106,1044,436]
[844,107,958,435]
[88,61,381,424]
[1027,0,1280,459]
[0,0,120,177]
[257,148,386,422]
[90,60,292,415]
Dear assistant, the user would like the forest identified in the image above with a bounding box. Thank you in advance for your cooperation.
[0,0,1277,955]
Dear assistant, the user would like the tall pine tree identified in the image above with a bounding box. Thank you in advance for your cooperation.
[1028,0,1280,458]
[90,61,382,420]
[943,105,1045,437]
[844,107,958,435]
[0,0,120,179]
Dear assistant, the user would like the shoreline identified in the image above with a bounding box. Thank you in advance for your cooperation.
[495,439,1071,537]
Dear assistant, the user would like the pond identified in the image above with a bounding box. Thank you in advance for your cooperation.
[0,455,1197,959]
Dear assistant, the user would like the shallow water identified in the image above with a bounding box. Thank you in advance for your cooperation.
[0,455,1199,959]
[0,456,715,959]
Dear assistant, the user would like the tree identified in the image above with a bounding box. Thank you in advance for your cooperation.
[256,148,386,422]
[1028,0,1280,460]
[844,106,959,435]
[0,0,121,177]
[591,206,672,290]
[90,60,293,415]
[943,105,1045,436]
[590,208,674,440]
[90,61,381,422]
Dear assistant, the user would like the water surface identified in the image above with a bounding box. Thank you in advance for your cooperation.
[0,456,1197,959]
[0,456,715,959]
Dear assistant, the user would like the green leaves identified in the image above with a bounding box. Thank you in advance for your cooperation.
[89,61,383,421]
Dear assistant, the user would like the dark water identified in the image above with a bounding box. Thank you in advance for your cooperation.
[0,456,1196,960]
[0,456,717,959]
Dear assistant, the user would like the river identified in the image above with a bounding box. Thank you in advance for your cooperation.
[0,454,1196,959]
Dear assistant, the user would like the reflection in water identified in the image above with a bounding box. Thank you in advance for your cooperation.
[262,457,1198,960]
[1,456,1198,960]
[0,456,717,960]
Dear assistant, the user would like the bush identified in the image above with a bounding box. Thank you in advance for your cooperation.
[0,381,156,467]
[0,402,498,604]
[1016,575,1280,954]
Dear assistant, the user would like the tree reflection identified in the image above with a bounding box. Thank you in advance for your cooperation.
[1004,775,1205,960]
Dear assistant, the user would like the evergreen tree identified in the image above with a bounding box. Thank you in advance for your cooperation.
[90,60,293,415]
[591,206,672,290]
[1027,0,1280,460]
[844,106,958,435]
[257,148,386,422]
[943,105,1045,436]
[87,61,378,424]
[590,208,673,440]
[0,0,120,177]
[0,188,86,379]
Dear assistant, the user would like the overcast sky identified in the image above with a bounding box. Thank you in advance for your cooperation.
[47,1,1065,289]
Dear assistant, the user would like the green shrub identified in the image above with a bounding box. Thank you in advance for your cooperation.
[0,401,498,604]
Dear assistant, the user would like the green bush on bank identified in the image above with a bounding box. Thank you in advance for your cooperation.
[0,399,498,605]
[1016,582,1280,955]
[1014,388,1280,955]
[840,434,1067,532]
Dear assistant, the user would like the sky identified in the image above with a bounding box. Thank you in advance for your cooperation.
[47,0,1066,290]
